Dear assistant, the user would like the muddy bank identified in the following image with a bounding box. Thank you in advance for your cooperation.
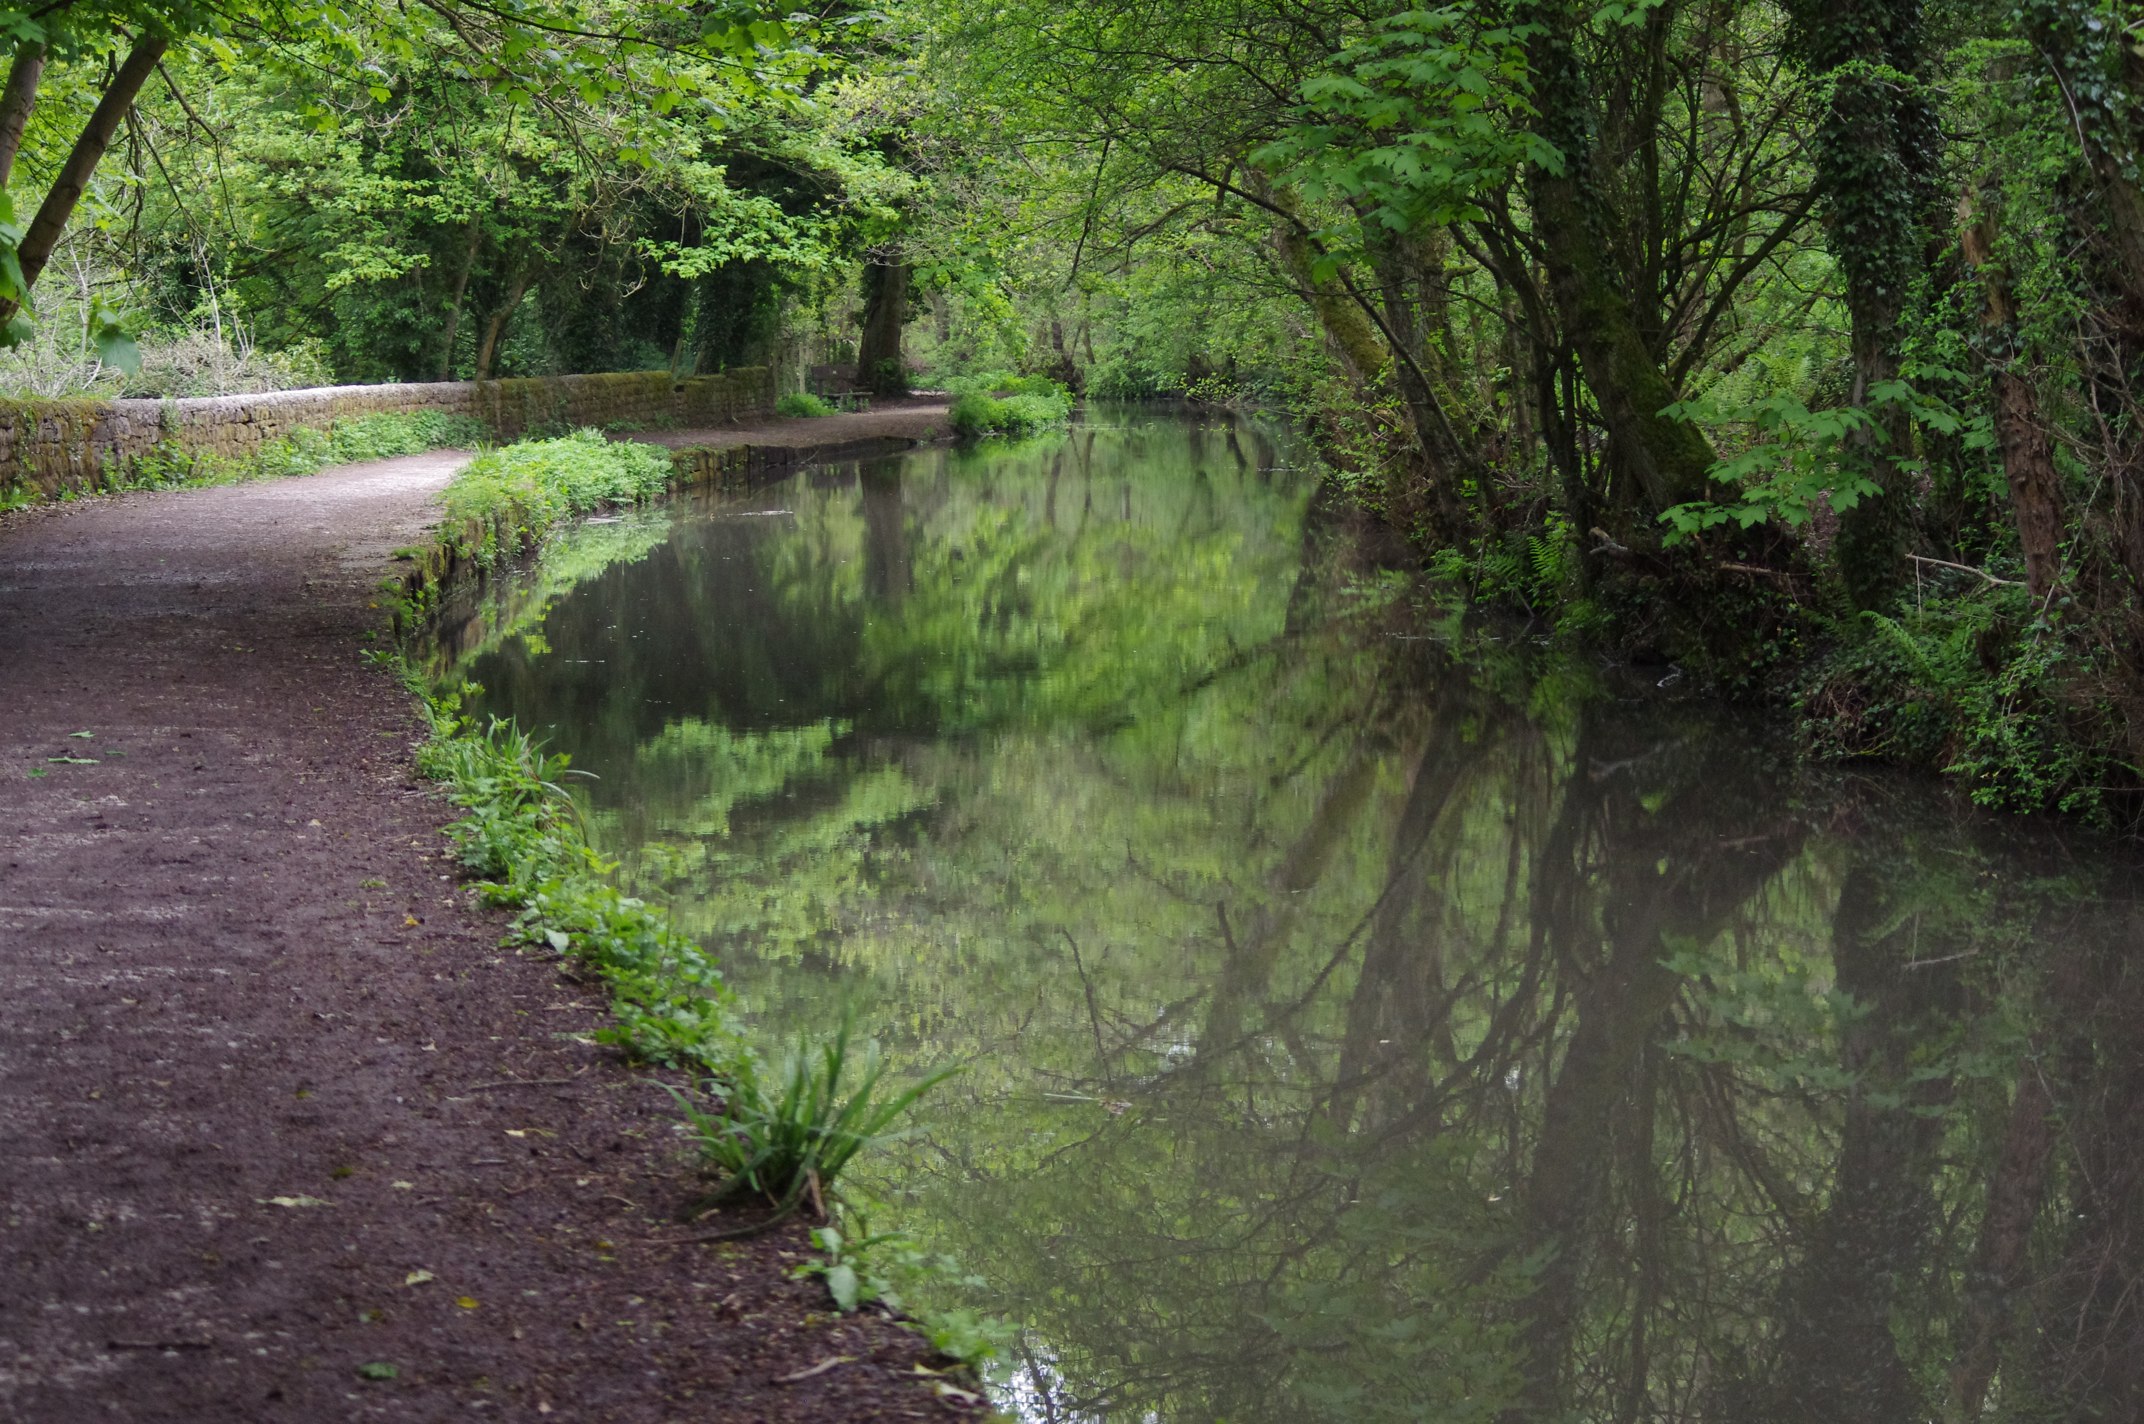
[0,434,979,1419]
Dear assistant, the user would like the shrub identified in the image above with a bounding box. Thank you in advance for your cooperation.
[1797,587,2127,820]
[945,371,1073,438]
[776,391,837,418]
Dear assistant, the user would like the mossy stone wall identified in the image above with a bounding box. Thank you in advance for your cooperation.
[0,368,776,500]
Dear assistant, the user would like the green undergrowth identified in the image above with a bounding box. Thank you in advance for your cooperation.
[412,682,742,1070]
[946,372,1073,438]
[1413,510,2139,824]
[1797,585,2137,823]
[775,391,837,418]
[437,428,673,570]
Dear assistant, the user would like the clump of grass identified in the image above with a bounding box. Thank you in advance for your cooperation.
[671,1011,954,1231]
[946,372,1073,438]
[438,428,674,569]
[775,391,837,418]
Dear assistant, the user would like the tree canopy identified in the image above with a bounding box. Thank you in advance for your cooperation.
[4,0,2143,803]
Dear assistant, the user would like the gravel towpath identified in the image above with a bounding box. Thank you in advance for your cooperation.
[0,412,975,1421]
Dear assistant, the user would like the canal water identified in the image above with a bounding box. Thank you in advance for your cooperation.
[438,412,2144,1422]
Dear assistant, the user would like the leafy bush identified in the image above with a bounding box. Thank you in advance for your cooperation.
[439,428,674,568]
[776,391,837,418]
[946,372,1074,438]
[791,1221,1009,1362]
[670,1011,953,1221]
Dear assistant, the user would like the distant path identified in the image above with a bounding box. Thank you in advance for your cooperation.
[0,421,970,1420]
[640,395,952,459]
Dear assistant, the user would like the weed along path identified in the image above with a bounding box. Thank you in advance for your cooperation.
[0,411,973,1420]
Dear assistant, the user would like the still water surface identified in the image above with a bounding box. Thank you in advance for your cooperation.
[442,414,2144,1422]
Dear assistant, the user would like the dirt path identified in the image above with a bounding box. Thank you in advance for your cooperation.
[644,396,953,457]
[0,416,978,1421]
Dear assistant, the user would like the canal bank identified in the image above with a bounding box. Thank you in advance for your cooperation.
[0,408,978,1421]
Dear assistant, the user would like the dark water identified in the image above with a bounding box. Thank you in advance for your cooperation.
[440,414,2144,1422]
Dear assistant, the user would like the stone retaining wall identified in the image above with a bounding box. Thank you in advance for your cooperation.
[0,368,776,500]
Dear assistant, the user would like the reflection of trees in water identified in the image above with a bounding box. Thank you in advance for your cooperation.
[941,675,2144,1423]
[452,415,2144,1423]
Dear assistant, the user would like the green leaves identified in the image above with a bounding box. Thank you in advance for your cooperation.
[1657,375,1969,545]
[825,1260,861,1312]
[85,295,140,374]
[1254,8,1551,234]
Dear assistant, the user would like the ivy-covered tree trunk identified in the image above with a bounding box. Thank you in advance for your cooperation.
[1522,8,1717,531]
[855,255,910,394]
[1961,197,2063,598]
[2027,1,2144,605]
[1790,0,1943,608]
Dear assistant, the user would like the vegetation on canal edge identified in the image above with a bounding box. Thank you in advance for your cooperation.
[947,374,1074,439]
[382,430,987,1354]
[412,684,742,1072]
[775,392,839,418]
[401,678,988,1354]
[436,431,675,571]
[670,1011,959,1228]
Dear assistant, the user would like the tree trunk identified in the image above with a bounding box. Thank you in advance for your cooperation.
[1792,0,1943,608]
[2026,4,2144,602]
[436,220,482,381]
[1260,179,1472,537]
[0,42,47,189]
[474,265,533,381]
[1522,9,1717,526]
[1961,197,2063,598]
[0,35,168,323]
[855,255,909,394]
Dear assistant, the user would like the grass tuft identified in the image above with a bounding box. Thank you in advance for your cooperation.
[670,1010,955,1222]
